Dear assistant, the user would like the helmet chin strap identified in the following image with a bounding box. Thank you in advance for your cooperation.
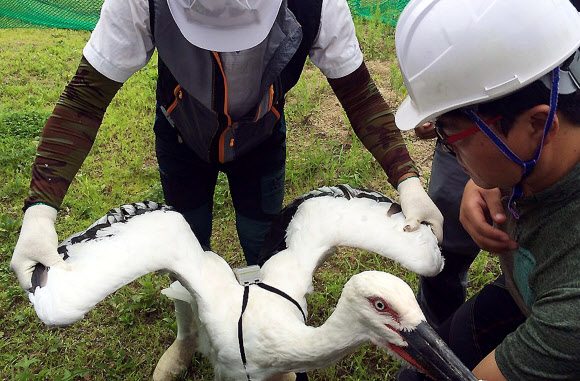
[463,66,560,219]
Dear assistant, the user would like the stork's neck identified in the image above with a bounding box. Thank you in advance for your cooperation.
[272,298,367,372]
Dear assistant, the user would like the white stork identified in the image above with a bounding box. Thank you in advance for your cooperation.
[28,185,477,381]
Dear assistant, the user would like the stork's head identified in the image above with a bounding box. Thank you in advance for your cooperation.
[342,271,478,381]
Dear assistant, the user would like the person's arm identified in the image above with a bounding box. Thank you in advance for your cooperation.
[473,350,507,381]
[25,56,123,210]
[459,179,518,253]
[11,57,122,291]
[327,62,443,241]
[327,62,416,187]
[479,292,580,380]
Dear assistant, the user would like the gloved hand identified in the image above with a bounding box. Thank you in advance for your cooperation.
[397,176,444,243]
[10,204,70,291]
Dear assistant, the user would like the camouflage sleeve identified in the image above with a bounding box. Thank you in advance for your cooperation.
[24,56,123,210]
[327,62,418,188]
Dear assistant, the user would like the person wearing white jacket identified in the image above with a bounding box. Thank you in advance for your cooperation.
[11,0,443,379]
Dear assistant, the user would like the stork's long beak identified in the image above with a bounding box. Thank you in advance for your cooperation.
[389,321,479,381]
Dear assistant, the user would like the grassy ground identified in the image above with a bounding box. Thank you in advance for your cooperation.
[0,19,500,380]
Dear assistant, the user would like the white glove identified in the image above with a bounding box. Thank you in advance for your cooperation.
[397,176,444,243]
[10,204,70,291]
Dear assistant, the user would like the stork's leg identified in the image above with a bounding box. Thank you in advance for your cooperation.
[153,300,197,380]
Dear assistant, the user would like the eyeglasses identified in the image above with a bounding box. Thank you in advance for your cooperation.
[434,116,503,156]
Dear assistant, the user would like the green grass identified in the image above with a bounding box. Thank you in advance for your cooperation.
[0,19,500,381]
[353,13,397,61]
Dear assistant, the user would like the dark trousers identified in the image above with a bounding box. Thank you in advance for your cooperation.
[418,143,481,328]
[397,276,526,380]
[154,107,287,265]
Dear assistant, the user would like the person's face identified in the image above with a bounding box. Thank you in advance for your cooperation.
[434,113,536,189]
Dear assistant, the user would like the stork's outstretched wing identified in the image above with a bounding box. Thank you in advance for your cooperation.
[29,202,237,326]
[28,186,441,328]
[258,185,442,298]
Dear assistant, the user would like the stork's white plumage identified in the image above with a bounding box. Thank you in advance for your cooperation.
[28,186,476,381]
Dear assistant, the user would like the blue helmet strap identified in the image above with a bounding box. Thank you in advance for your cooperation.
[463,66,560,219]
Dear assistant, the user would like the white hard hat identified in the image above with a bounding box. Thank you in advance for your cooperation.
[167,0,284,52]
[394,0,580,131]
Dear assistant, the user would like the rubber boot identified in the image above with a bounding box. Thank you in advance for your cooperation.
[153,300,197,380]
[266,373,297,381]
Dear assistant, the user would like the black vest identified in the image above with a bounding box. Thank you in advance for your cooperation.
[149,0,323,163]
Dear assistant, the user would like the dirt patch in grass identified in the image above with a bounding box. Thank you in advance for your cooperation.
[306,59,436,186]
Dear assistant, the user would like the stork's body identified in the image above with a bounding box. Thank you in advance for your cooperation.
[29,186,476,381]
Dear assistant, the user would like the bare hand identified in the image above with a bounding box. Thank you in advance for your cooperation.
[459,180,518,254]
[414,122,437,140]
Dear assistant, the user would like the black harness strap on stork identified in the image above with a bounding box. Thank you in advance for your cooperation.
[256,282,307,322]
[237,282,306,380]
[238,285,251,380]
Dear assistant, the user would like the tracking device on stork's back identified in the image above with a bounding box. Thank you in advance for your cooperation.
[234,265,262,286]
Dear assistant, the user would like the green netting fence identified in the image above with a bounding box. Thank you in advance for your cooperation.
[348,0,410,25]
[0,0,103,30]
[0,0,409,30]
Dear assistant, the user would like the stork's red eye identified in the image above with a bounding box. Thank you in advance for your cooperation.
[368,297,401,323]
[374,300,386,311]
[369,297,389,312]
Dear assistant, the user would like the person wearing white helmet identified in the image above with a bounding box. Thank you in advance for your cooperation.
[9,0,444,379]
[394,0,580,380]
